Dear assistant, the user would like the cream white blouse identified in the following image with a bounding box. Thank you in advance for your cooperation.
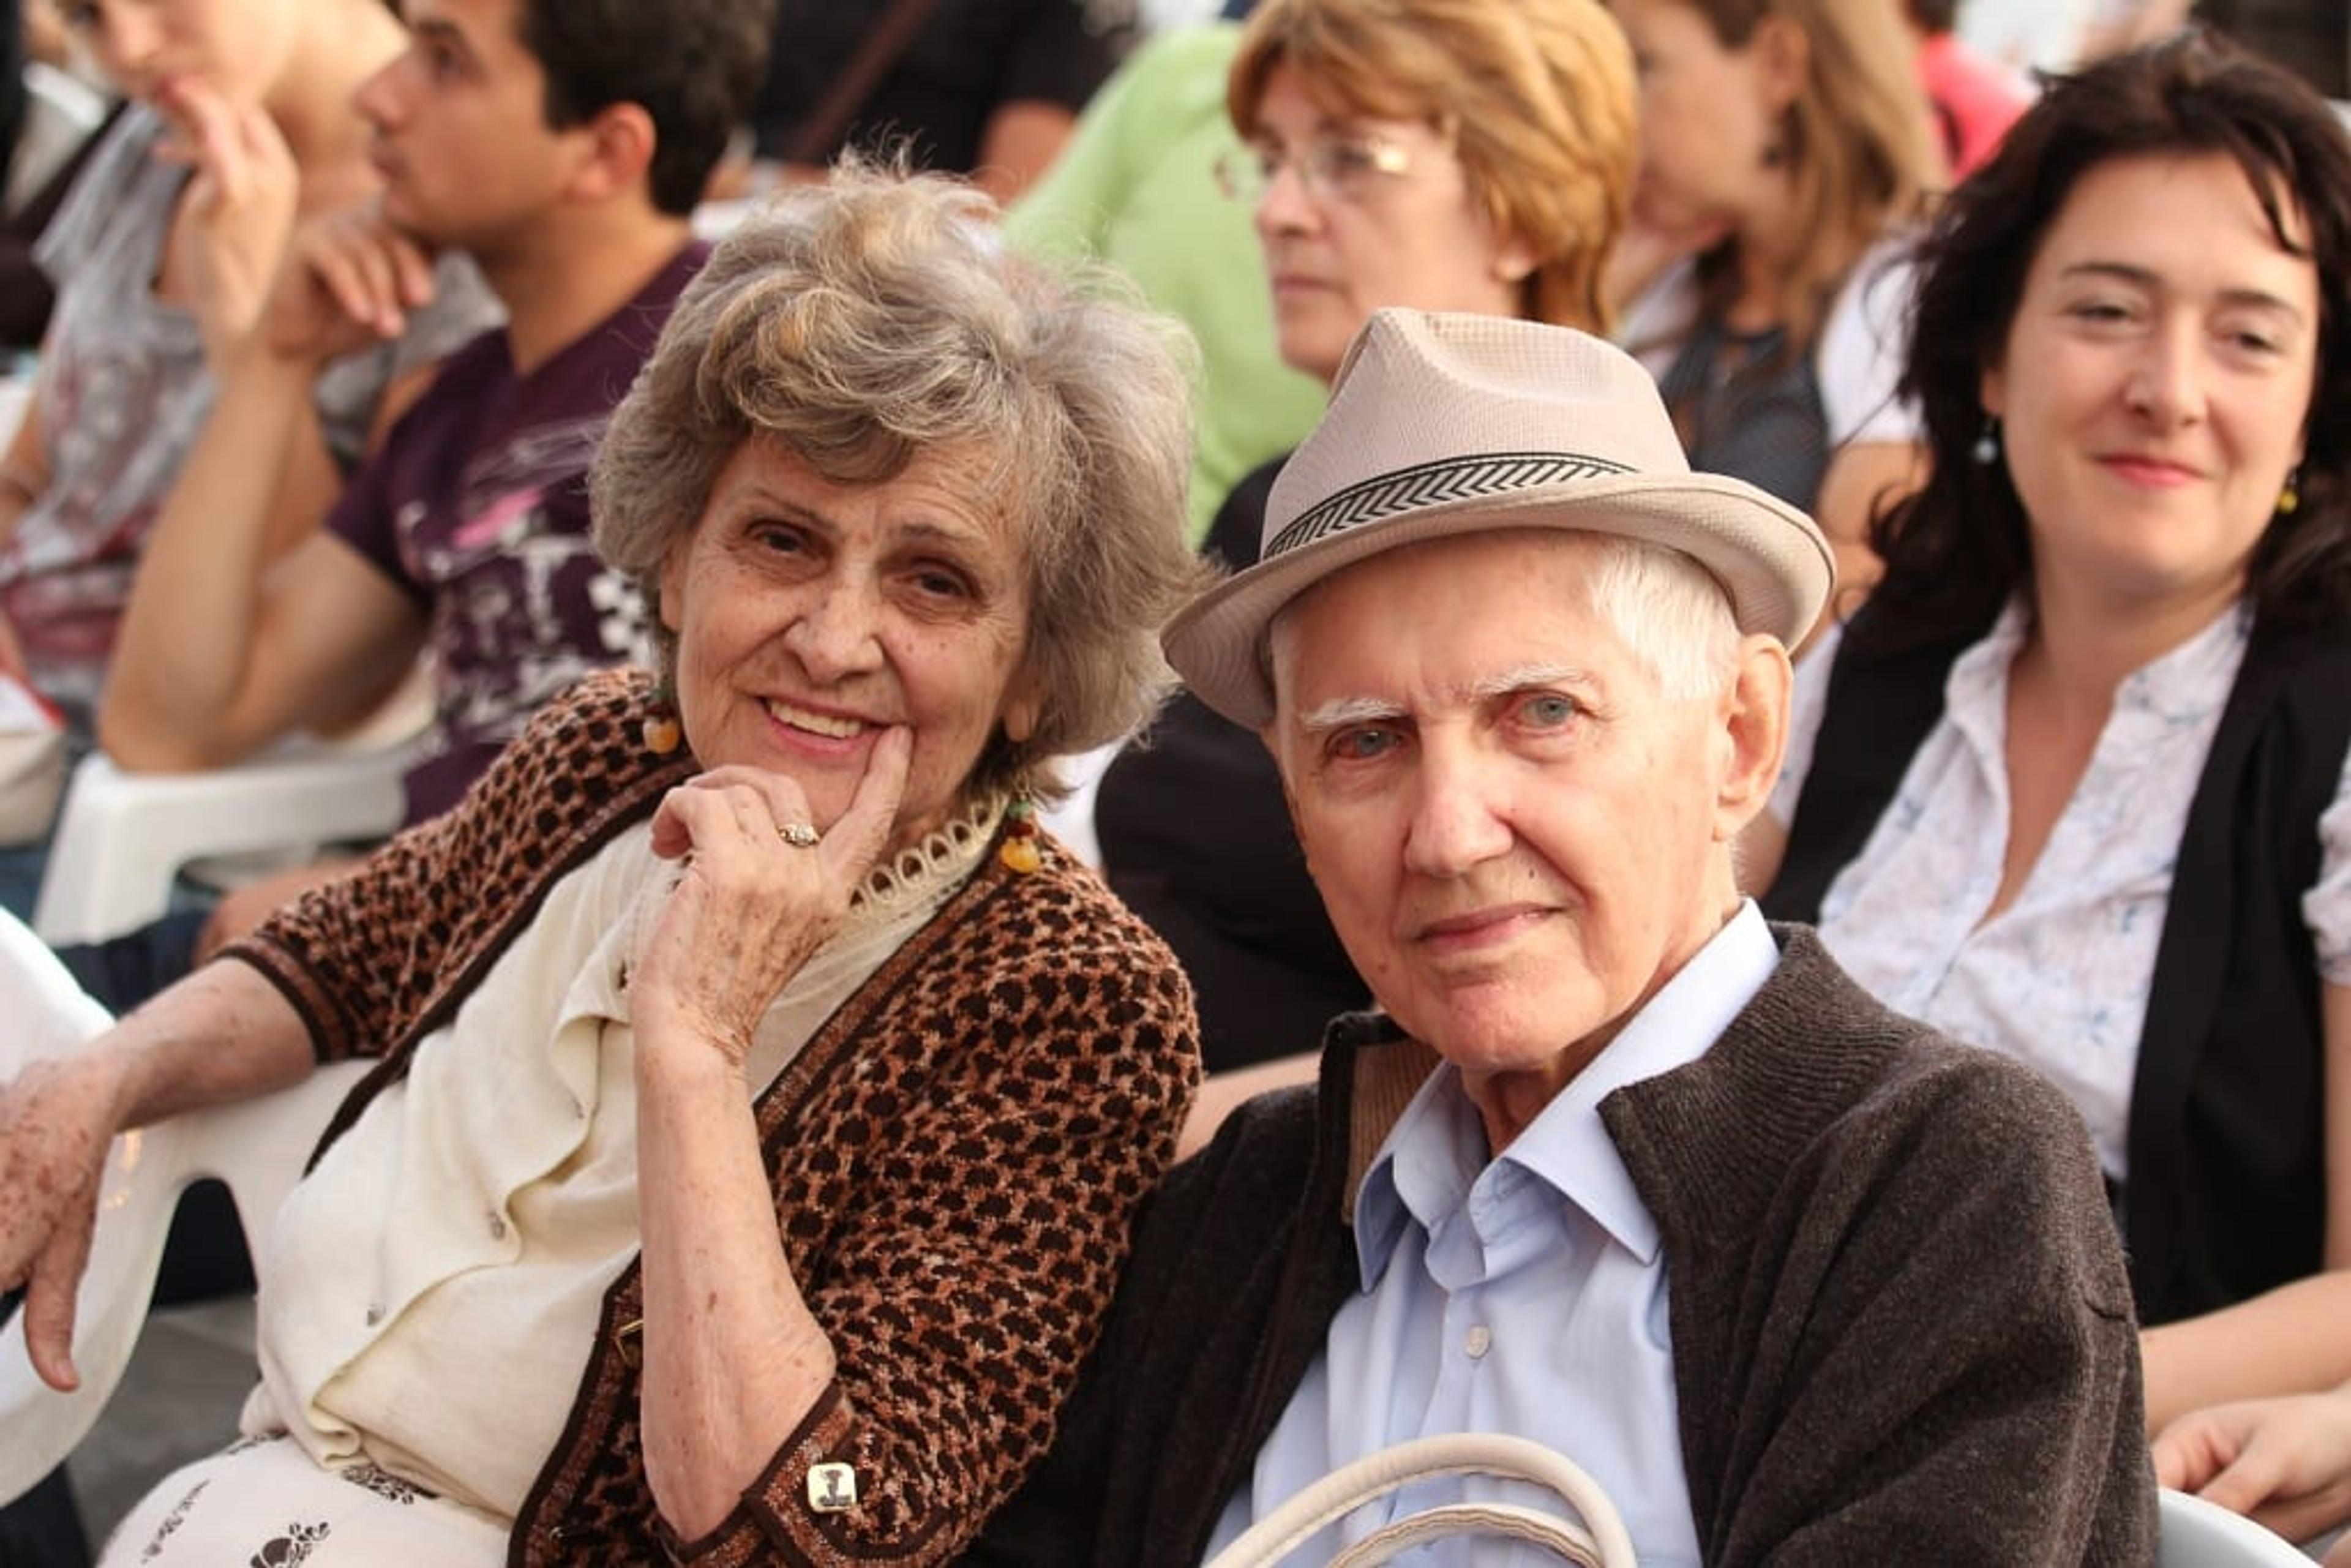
[1769,601,2351,1180]
[243,798,1002,1518]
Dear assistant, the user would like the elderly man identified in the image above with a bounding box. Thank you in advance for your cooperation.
[971,310,2153,1564]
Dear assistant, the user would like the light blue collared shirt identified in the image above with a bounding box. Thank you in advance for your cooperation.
[1204,904,1781,1566]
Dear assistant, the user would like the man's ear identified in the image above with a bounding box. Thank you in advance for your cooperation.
[1712,632,1792,842]
[562,101,659,205]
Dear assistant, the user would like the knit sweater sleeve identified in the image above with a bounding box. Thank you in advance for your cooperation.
[962,1084,1325,1567]
[1641,1040,2156,1564]
[218,669,669,1063]
[669,865,1204,1567]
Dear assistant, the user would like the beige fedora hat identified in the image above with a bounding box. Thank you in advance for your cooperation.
[1163,309,1835,727]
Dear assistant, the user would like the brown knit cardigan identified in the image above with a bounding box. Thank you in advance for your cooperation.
[222,668,1203,1566]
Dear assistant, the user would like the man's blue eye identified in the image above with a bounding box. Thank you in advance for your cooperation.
[1522,694,1577,726]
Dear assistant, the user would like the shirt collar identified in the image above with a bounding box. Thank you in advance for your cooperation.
[1946,594,2249,760]
[1353,902,1780,1285]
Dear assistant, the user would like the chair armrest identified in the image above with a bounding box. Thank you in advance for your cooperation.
[31,738,418,947]
[2156,1487,2324,1565]
[0,909,369,1504]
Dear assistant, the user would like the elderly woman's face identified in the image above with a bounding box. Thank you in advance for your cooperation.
[1264,531,1762,1109]
[1245,63,1536,384]
[659,441,1040,847]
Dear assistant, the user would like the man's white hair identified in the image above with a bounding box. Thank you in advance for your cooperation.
[1575,533,1742,700]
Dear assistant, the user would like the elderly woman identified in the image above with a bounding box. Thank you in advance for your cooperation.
[1093,0,1642,1080]
[1745,34,2351,1436]
[0,167,1202,1565]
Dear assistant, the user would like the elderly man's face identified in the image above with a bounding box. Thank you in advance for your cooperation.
[1266,531,1783,1131]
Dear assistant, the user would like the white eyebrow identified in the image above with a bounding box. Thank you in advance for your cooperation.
[1293,694,1404,736]
[1468,662,1586,702]
[1290,664,1591,734]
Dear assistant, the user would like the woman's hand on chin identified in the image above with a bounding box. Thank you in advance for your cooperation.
[628,728,912,1073]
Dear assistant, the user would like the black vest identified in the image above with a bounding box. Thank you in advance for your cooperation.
[1766,603,2351,1325]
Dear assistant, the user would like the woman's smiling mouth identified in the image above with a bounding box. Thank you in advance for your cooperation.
[763,697,874,740]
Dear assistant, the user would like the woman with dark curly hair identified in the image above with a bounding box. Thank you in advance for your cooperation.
[1749,31,2351,1436]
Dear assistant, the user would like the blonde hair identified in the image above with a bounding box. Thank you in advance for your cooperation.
[591,163,1212,800]
[1228,0,1640,334]
[1680,0,1937,353]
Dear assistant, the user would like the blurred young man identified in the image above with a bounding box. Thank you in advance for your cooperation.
[92,0,772,976]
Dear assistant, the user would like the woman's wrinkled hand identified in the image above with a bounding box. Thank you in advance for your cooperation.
[628,729,912,1072]
[2155,1386,2351,1556]
[0,1052,134,1392]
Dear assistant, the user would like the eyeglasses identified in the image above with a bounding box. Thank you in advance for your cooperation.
[1213,134,1417,207]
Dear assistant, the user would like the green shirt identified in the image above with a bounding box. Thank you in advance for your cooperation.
[1005,25,1325,543]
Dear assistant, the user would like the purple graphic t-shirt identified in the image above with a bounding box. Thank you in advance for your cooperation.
[328,242,708,823]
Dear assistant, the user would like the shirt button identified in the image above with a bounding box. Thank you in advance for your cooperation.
[489,1212,508,1240]
[1464,1324,1493,1359]
[365,1302,385,1327]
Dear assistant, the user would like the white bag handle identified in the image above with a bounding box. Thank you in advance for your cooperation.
[1204,1432,1640,1568]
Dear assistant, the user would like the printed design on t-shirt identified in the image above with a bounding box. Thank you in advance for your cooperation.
[399,411,649,775]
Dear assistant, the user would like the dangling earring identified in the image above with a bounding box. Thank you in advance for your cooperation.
[1971,418,2001,467]
[643,673,681,756]
[2279,467,2302,516]
[998,795,1043,875]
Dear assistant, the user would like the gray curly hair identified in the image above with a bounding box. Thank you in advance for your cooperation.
[591,162,1210,800]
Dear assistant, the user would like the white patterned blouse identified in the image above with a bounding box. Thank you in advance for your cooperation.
[1768,598,2351,1181]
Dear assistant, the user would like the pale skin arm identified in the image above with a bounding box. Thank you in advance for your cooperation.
[0,961,314,1391]
[631,736,911,1539]
[2143,1270,2351,1435]
[152,77,302,375]
[99,209,438,770]
[98,492,427,769]
[2140,983,2351,1431]
[150,76,359,566]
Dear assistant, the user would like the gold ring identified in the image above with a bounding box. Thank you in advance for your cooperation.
[778,822,821,849]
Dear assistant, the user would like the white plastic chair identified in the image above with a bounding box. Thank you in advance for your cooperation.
[2159,1487,2327,1566]
[0,909,367,1504]
[30,743,415,946]
[31,670,433,947]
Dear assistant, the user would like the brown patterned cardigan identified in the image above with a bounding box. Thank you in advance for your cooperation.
[219,667,1202,1566]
